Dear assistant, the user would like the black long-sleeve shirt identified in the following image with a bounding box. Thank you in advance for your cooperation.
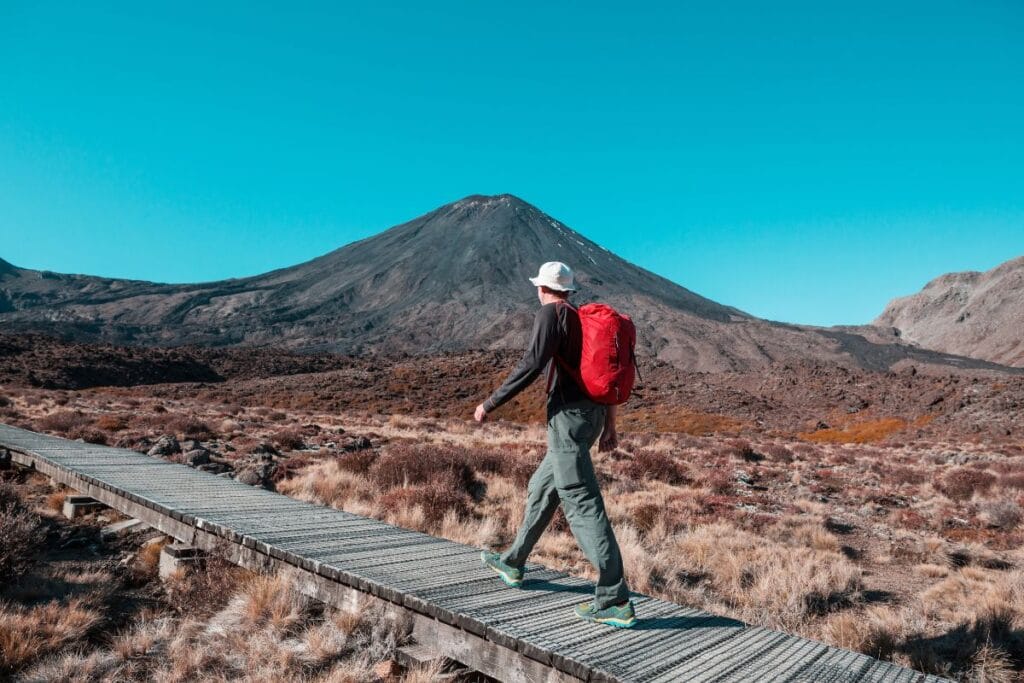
[483,301,588,415]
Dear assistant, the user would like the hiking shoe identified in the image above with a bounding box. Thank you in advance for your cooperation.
[574,600,637,628]
[481,551,523,587]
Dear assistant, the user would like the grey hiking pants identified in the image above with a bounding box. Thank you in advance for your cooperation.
[501,400,630,609]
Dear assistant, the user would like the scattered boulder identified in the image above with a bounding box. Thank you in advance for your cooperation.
[251,442,280,457]
[182,448,211,467]
[198,461,231,475]
[340,435,372,452]
[147,435,181,457]
[235,453,277,489]
[181,439,205,452]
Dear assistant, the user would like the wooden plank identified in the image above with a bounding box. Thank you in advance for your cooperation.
[746,635,830,682]
[587,614,748,682]
[640,627,786,682]
[404,570,570,626]
[721,631,828,683]
[536,599,695,675]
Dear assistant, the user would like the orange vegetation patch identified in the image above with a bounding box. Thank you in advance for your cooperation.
[799,417,909,444]
[619,406,744,435]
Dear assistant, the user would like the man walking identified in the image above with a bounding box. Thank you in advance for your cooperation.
[474,261,636,628]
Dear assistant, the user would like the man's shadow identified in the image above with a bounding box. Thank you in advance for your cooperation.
[521,579,746,632]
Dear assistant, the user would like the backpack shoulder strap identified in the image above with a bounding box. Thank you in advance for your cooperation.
[546,299,583,393]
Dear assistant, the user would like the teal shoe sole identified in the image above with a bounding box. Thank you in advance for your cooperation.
[481,551,522,587]
[591,615,637,629]
[574,605,638,628]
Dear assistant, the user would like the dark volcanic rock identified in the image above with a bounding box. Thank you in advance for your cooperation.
[182,449,211,467]
[250,442,280,457]
[147,435,181,457]
[235,454,277,489]
[340,435,372,452]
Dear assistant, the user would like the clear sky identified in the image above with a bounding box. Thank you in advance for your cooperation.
[2,1,1022,326]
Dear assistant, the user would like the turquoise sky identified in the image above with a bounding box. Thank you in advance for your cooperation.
[2,1,1022,326]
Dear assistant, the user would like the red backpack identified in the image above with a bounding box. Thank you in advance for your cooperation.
[552,302,638,405]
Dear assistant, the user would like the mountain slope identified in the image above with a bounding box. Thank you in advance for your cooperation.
[0,195,1013,373]
[874,255,1024,367]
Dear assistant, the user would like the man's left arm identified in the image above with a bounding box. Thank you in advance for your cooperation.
[474,306,559,421]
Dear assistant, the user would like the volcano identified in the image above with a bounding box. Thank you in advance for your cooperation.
[0,194,1013,373]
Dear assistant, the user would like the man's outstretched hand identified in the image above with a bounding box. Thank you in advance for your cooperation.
[598,404,619,452]
[598,428,618,452]
[474,403,489,423]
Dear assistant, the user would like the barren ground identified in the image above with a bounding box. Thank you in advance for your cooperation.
[2,366,1023,681]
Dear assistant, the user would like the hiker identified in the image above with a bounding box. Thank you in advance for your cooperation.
[474,261,637,628]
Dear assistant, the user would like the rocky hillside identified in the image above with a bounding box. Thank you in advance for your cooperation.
[0,195,1011,373]
[875,255,1024,367]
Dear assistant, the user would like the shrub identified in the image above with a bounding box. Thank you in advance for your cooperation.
[335,449,379,474]
[271,428,305,451]
[35,410,92,435]
[938,468,997,501]
[631,503,663,533]
[979,500,1022,530]
[506,452,543,488]
[762,444,793,462]
[164,556,246,618]
[999,473,1024,491]
[0,483,44,586]
[722,439,761,461]
[66,426,108,445]
[94,414,128,432]
[890,466,927,486]
[367,444,478,495]
[622,449,690,486]
[174,417,215,440]
[704,469,734,494]
[379,482,470,524]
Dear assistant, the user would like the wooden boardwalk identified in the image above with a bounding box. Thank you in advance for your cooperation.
[0,423,946,683]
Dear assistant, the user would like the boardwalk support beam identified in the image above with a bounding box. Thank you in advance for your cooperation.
[159,543,205,580]
[62,494,106,519]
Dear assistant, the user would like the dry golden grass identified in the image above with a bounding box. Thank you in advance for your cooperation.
[135,537,169,576]
[799,417,909,444]
[969,642,1016,683]
[16,572,411,682]
[0,597,104,671]
[94,413,128,431]
[44,491,67,514]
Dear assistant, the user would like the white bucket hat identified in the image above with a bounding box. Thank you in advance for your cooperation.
[529,261,577,292]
